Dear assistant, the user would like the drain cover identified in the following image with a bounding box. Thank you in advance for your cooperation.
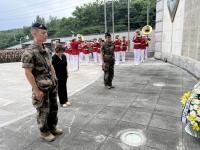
[120,130,146,147]
[153,82,166,87]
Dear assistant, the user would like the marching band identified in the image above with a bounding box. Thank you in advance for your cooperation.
[0,29,151,65]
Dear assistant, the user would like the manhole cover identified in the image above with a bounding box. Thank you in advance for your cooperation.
[153,82,166,87]
[120,130,146,147]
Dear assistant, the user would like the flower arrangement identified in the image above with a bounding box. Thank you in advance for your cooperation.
[180,91,192,107]
[186,97,200,131]
[181,81,200,132]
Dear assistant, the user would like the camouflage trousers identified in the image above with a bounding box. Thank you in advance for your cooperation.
[103,63,114,86]
[32,86,58,133]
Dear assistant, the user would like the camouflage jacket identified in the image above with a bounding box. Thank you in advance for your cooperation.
[21,43,54,91]
[101,41,115,63]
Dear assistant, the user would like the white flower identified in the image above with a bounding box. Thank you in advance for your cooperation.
[196,117,200,122]
[194,105,199,110]
[191,121,196,125]
[192,99,200,105]
[197,110,200,116]
[190,111,197,117]
[190,105,194,110]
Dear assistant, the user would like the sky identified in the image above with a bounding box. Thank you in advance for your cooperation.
[0,0,94,31]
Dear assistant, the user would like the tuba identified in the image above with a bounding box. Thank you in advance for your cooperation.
[142,25,152,35]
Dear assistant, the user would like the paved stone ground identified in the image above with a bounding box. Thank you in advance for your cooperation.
[0,61,102,128]
[0,59,200,150]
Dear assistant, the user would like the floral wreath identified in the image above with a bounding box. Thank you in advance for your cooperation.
[181,82,200,131]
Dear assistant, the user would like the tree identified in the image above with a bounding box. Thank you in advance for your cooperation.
[34,16,46,25]
[0,0,156,48]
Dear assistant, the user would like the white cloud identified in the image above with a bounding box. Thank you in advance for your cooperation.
[0,0,95,31]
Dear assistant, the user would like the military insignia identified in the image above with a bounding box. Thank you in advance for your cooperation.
[167,0,180,22]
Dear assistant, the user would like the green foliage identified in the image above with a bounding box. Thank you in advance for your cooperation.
[0,0,156,48]
[34,16,46,25]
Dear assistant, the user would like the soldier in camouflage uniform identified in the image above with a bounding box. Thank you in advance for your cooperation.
[21,23,63,142]
[101,33,115,89]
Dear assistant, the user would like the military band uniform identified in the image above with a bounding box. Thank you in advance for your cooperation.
[133,34,142,65]
[140,36,147,63]
[114,35,121,65]
[121,37,128,62]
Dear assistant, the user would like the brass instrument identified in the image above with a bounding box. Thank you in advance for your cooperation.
[142,25,152,35]
[77,34,85,41]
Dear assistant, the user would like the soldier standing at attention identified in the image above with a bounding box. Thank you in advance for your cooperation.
[21,23,63,142]
[102,33,115,89]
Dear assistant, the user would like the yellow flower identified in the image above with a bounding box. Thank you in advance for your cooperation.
[180,91,192,106]
[192,122,200,131]
[188,114,196,122]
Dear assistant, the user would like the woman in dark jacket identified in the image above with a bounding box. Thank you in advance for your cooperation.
[52,44,71,107]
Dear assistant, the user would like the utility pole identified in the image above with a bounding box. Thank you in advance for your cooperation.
[128,0,130,51]
[112,0,115,40]
[147,0,149,25]
[104,0,107,33]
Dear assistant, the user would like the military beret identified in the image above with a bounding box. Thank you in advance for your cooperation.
[32,23,47,30]
[105,32,111,37]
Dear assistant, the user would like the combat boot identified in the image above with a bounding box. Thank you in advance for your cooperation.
[51,128,63,135]
[107,86,112,89]
[40,132,55,142]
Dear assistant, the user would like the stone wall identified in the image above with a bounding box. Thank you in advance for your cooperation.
[182,0,200,61]
[154,0,164,58]
[155,0,200,78]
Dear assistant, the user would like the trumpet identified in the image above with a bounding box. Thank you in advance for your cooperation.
[142,25,152,35]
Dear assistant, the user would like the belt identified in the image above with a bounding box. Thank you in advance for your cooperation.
[104,54,112,57]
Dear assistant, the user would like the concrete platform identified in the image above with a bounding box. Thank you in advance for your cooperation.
[0,61,103,127]
[0,59,199,150]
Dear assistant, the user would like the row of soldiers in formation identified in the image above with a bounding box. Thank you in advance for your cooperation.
[0,48,25,63]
